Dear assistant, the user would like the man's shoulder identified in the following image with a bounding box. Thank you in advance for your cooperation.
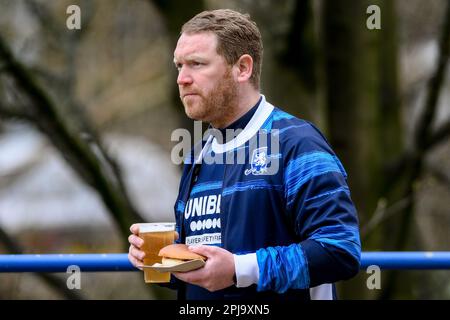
[268,107,331,150]
[269,107,312,132]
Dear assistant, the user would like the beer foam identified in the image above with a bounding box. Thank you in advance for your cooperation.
[139,222,175,233]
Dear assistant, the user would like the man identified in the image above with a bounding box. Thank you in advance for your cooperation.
[128,9,361,300]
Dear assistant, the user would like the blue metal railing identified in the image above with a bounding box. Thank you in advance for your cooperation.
[0,252,450,272]
[361,252,450,269]
[0,253,133,272]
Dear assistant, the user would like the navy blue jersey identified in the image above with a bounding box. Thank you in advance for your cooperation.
[173,95,361,300]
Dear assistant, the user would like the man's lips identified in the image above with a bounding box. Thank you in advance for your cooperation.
[182,93,199,98]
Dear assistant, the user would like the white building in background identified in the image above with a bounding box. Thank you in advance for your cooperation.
[0,124,180,234]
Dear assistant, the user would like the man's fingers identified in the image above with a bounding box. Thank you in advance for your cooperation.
[128,253,144,270]
[128,234,144,248]
[128,245,144,269]
[172,271,185,281]
[188,245,216,258]
[173,268,203,284]
[129,245,145,261]
[130,224,140,235]
[130,224,178,241]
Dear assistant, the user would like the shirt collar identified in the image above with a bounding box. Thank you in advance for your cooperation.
[217,96,262,141]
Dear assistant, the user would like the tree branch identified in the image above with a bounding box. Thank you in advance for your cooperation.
[426,119,450,149]
[427,163,450,190]
[379,2,450,299]
[385,118,450,179]
[384,2,450,187]
[0,105,33,121]
[361,196,412,240]
[0,33,145,244]
[413,8,450,152]
[394,0,449,251]
[24,0,64,45]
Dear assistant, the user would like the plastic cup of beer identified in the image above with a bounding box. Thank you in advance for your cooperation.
[138,222,176,283]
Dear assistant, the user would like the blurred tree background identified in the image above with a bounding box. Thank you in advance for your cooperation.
[0,0,449,299]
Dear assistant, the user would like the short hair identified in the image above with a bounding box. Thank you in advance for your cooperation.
[181,9,263,89]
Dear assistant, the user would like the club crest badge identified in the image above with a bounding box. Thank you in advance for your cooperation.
[245,147,271,175]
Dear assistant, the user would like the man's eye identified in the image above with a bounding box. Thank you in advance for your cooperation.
[192,62,203,67]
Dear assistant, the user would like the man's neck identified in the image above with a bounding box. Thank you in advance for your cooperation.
[211,90,261,129]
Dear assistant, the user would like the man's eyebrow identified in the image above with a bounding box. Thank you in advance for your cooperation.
[173,55,207,65]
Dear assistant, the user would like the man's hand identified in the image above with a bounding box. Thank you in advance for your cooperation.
[128,224,145,270]
[172,245,235,292]
[127,223,178,270]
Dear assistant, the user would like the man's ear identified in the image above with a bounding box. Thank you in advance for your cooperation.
[235,54,253,83]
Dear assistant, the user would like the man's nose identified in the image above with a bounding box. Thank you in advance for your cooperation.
[177,67,193,86]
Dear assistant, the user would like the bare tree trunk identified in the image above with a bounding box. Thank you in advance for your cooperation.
[322,0,404,299]
[250,0,324,127]
[323,0,382,230]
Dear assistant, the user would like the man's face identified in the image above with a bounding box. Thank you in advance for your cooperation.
[173,32,238,127]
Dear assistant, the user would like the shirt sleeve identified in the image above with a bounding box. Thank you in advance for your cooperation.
[233,253,259,287]
[256,124,361,293]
